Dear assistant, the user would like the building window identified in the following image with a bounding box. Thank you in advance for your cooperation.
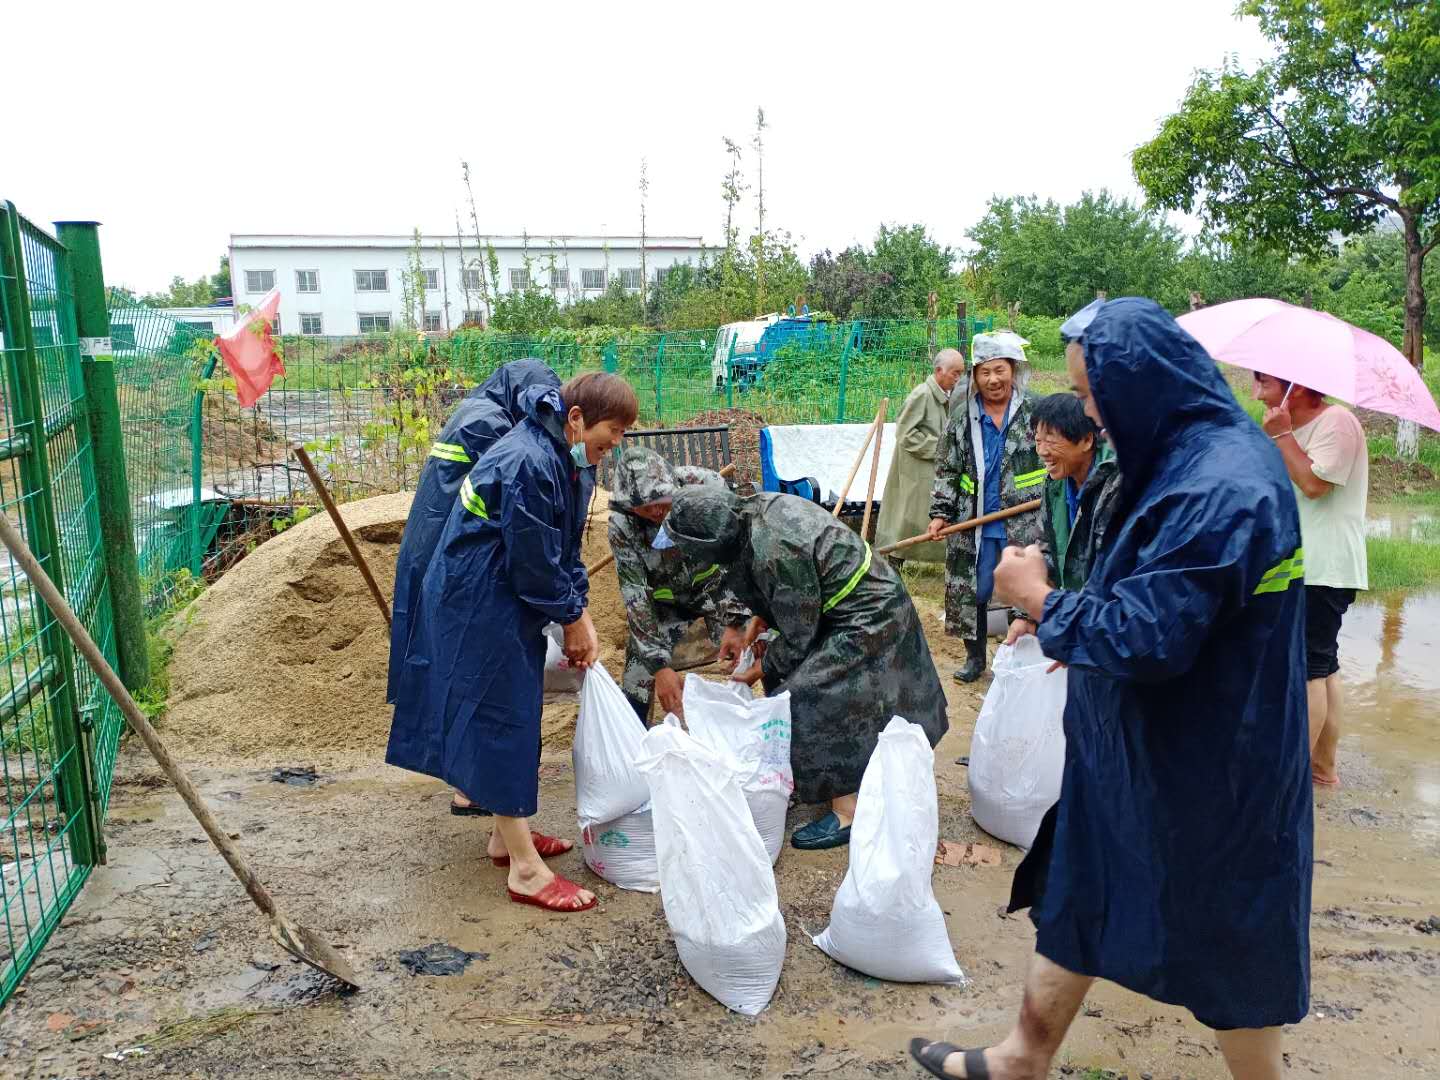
[111,323,137,350]
[354,269,389,292]
[270,313,281,335]
[462,309,483,324]
[462,268,482,291]
[300,312,324,335]
[180,320,214,333]
[618,267,643,290]
[357,312,392,334]
[295,269,319,293]
[509,268,530,291]
[422,311,443,332]
[549,267,569,290]
[581,268,606,291]
[244,269,275,293]
[421,268,440,290]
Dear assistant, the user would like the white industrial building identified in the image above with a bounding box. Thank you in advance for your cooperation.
[228,233,708,336]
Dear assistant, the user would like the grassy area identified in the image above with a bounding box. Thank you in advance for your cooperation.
[1367,514,1440,591]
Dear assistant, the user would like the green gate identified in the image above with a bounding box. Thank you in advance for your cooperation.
[0,202,125,1001]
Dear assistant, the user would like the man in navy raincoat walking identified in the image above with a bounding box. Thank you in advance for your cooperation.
[387,358,559,711]
[910,299,1311,1080]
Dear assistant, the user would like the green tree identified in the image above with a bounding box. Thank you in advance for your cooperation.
[864,224,955,318]
[967,191,1182,315]
[1133,0,1439,453]
[210,255,231,299]
[1170,233,1321,310]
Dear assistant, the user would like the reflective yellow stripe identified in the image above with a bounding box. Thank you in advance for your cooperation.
[459,475,488,518]
[429,441,471,464]
[822,544,872,614]
[691,564,721,585]
[653,587,675,601]
[1015,468,1048,489]
[959,474,976,495]
[1253,547,1304,595]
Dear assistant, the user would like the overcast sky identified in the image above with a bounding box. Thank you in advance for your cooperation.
[9,0,1271,293]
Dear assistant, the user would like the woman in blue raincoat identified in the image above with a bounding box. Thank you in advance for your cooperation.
[388,358,559,710]
[910,299,1310,1080]
[387,372,637,914]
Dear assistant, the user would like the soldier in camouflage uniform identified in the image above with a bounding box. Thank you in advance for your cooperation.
[609,448,750,723]
[664,486,948,851]
[929,331,1046,682]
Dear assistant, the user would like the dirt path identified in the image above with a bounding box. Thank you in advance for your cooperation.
[3,504,1437,1076]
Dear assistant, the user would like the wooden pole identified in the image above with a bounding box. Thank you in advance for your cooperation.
[291,446,391,627]
[831,409,882,518]
[859,399,887,539]
[877,498,1042,556]
[585,463,736,577]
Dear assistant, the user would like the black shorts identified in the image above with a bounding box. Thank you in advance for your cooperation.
[1304,585,1356,681]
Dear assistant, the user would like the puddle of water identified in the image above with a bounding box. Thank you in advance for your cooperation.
[1365,504,1439,541]
[1338,591,1440,833]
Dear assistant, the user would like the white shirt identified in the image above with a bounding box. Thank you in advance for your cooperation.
[1292,405,1368,591]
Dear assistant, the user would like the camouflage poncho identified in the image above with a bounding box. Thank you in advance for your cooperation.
[609,448,748,716]
[666,487,948,802]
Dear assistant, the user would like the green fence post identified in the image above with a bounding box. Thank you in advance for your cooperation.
[0,204,100,867]
[190,353,218,578]
[55,222,148,692]
[654,334,666,423]
[836,321,857,423]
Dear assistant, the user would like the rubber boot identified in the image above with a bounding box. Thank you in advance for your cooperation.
[953,636,987,683]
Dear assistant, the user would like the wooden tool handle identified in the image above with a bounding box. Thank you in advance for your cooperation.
[831,411,882,517]
[585,462,737,577]
[877,497,1043,555]
[292,446,391,627]
[859,400,888,538]
[0,514,280,919]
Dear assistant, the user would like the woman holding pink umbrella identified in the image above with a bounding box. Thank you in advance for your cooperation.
[1252,375,1367,788]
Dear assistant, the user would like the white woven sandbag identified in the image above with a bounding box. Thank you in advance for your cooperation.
[572,661,649,828]
[813,717,965,985]
[580,805,659,893]
[969,635,1067,848]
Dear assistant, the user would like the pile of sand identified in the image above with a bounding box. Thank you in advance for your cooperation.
[164,489,634,764]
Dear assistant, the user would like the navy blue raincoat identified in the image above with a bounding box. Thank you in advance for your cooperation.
[385,385,593,816]
[1021,298,1312,1031]
[386,359,559,702]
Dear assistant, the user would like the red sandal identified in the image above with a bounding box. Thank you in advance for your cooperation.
[491,831,573,867]
[507,874,597,913]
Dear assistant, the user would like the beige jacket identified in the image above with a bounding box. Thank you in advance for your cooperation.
[874,374,950,561]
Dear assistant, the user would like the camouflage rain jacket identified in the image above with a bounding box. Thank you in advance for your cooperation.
[930,341,1045,637]
[665,487,948,802]
[609,449,748,709]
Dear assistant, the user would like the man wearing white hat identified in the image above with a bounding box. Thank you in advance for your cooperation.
[927,332,1046,682]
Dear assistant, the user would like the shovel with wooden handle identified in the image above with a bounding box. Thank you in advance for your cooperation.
[876,498,1043,556]
[291,445,391,628]
[0,514,361,990]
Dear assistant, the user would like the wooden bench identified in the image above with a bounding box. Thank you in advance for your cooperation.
[599,424,732,488]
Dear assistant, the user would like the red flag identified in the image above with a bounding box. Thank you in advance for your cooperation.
[217,288,285,407]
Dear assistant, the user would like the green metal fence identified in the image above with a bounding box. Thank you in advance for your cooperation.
[0,204,117,1002]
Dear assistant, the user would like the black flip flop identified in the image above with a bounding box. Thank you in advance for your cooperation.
[449,800,493,817]
[908,1039,990,1079]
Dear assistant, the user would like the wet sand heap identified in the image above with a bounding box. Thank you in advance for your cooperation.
[164,490,630,763]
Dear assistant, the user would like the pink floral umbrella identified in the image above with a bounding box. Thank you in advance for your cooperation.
[1177,298,1440,432]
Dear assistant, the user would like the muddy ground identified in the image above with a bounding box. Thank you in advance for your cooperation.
[2,525,1438,1078]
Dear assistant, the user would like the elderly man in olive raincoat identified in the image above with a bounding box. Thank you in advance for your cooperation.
[608,447,750,723]
[874,348,968,565]
[664,487,948,851]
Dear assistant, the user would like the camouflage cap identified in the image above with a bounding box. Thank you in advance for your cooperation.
[610,447,681,513]
[664,486,746,563]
